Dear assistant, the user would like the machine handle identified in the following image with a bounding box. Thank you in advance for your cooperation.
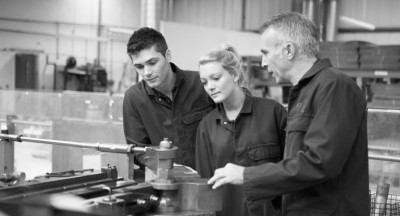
[0,133,148,154]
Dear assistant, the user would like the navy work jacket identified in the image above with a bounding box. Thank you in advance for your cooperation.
[123,63,214,171]
[244,59,370,216]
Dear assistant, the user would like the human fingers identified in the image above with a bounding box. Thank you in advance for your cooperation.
[207,168,224,185]
[211,177,225,189]
[207,173,221,185]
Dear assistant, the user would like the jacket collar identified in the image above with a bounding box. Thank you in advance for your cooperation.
[297,58,332,85]
[144,62,184,96]
[214,92,253,121]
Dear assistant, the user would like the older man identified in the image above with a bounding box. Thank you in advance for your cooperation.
[208,12,369,216]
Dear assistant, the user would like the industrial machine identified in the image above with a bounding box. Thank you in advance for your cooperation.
[62,57,108,92]
[0,133,222,216]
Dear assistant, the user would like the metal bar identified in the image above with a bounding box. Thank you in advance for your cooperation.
[369,154,400,163]
[20,136,97,148]
[0,133,131,154]
[96,0,102,67]
[168,0,174,21]
[0,16,135,30]
[369,145,400,152]
[0,133,149,154]
[0,116,16,173]
[56,23,60,60]
[367,107,400,114]
[240,0,246,31]
[0,130,12,173]
[325,0,338,41]
[0,28,109,42]
[339,27,400,33]
[11,119,52,127]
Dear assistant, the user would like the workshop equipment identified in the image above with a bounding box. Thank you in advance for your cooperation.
[0,133,222,216]
[0,172,26,186]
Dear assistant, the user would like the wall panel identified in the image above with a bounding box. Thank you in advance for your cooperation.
[337,0,400,44]
[172,0,291,31]
[0,0,98,24]
[339,0,400,27]
[173,0,242,30]
[245,0,291,31]
[161,21,261,71]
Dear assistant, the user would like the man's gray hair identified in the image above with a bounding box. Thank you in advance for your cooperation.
[260,12,319,58]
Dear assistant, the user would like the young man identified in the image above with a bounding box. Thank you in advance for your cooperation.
[207,12,369,215]
[123,27,214,178]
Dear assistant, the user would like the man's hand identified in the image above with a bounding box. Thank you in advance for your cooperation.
[207,163,245,189]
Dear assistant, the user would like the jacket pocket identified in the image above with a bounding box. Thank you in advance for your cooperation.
[286,114,313,132]
[181,104,214,125]
[180,104,214,149]
[285,114,313,156]
[248,144,281,164]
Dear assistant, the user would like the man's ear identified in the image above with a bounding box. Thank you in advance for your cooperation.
[233,73,240,83]
[285,43,295,60]
[165,49,172,62]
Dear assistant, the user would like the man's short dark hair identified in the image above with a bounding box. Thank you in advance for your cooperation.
[127,27,168,58]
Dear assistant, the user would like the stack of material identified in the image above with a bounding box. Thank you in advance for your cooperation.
[370,83,400,108]
[359,44,400,70]
[319,41,370,69]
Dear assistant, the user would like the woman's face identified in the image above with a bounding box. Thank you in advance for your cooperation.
[199,62,238,103]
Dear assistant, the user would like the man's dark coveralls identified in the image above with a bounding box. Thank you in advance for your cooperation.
[243,59,370,215]
[123,63,214,175]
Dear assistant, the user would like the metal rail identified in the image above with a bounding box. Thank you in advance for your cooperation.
[368,107,400,114]
[0,133,147,154]
[368,154,400,163]
[1,119,52,127]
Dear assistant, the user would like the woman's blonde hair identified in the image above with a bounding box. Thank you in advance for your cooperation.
[198,44,246,87]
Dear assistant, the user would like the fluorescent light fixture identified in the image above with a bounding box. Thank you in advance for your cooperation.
[108,27,135,34]
[339,16,376,30]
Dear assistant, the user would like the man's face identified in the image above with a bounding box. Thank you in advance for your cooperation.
[131,46,171,88]
[260,28,289,84]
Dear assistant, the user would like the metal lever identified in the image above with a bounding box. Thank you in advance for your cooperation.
[0,133,150,154]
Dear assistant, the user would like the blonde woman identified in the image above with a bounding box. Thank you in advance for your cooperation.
[195,45,287,216]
